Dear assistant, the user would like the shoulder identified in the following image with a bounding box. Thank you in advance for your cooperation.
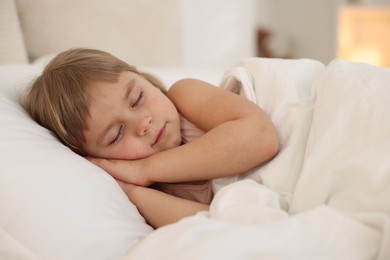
[167,78,221,116]
[167,78,264,132]
[167,78,225,131]
[167,78,234,109]
[167,78,258,116]
[167,78,214,99]
[169,78,206,89]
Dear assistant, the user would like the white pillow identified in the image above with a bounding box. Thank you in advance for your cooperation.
[0,64,152,259]
[15,0,181,66]
[0,0,28,64]
[291,60,390,217]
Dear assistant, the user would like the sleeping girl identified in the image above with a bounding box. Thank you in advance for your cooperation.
[23,48,279,228]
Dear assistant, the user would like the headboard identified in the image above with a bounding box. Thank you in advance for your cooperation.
[0,0,257,68]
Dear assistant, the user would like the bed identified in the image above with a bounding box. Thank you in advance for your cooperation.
[1,1,389,259]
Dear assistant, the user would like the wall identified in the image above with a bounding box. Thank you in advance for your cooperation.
[256,0,340,65]
[256,0,390,65]
[179,0,258,68]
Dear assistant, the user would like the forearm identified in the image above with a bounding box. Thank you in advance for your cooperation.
[143,116,279,184]
[122,184,209,228]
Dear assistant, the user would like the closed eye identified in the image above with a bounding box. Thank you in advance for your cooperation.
[132,90,144,108]
[110,125,124,145]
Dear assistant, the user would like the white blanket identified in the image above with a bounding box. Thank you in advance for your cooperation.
[126,58,390,259]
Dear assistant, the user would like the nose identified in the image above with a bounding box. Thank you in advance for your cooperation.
[137,116,152,136]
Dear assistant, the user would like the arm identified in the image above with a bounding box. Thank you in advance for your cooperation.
[91,79,279,185]
[117,180,209,229]
[144,78,279,183]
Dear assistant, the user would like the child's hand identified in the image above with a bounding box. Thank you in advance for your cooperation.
[86,157,151,186]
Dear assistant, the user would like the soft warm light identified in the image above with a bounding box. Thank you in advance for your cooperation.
[338,6,390,67]
[346,47,381,65]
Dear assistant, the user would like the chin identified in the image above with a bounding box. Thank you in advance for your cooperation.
[164,139,181,151]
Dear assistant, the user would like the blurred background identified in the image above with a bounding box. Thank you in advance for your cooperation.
[183,0,390,68]
[255,0,390,67]
[3,0,390,68]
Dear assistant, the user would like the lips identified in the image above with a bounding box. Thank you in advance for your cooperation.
[153,123,166,146]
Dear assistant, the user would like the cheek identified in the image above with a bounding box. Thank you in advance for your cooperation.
[117,139,155,160]
[151,93,177,115]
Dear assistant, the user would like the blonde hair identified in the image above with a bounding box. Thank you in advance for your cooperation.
[23,48,165,153]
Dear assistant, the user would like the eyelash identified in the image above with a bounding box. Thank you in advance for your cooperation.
[110,89,144,145]
[110,125,124,145]
[132,91,144,108]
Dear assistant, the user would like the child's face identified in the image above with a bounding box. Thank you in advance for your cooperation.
[82,71,182,160]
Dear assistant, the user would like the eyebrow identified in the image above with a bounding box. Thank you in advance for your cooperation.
[97,79,136,145]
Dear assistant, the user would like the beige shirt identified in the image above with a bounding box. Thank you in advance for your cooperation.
[152,115,213,204]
